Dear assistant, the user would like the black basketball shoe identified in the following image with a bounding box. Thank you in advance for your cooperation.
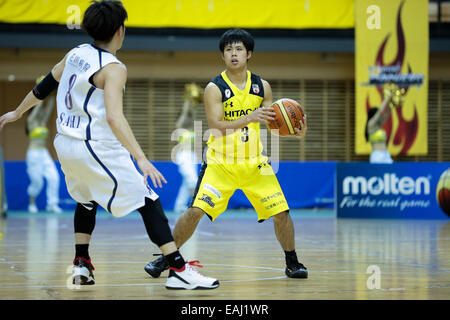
[285,261,308,278]
[72,257,95,285]
[145,254,169,278]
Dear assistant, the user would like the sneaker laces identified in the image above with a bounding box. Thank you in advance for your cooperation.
[184,260,214,280]
[187,260,203,268]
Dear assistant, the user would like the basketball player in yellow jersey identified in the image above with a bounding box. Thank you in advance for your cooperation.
[145,29,308,278]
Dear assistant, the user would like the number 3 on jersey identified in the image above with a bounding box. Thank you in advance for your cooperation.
[241,126,249,142]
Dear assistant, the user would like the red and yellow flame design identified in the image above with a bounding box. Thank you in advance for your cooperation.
[356,0,428,156]
[365,2,418,155]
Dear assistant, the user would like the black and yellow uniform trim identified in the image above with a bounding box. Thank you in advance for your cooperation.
[211,71,265,102]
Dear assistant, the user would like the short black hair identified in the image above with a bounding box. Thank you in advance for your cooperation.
[82,0,128,42]
[365,107,379,141]
[219,29,255,53]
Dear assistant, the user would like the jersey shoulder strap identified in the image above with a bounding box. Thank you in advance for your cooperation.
[211,73,234,102]
[248,72,264,98]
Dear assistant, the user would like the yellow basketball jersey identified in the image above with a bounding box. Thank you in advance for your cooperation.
[206,70,265,163]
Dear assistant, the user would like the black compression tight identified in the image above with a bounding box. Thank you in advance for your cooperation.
[138,197,174,247]
[74,202,97,235]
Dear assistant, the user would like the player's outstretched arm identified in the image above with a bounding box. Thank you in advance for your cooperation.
[0,92,40,131]
[0,55,66,132]
[367,90,393,135]
[103,63,167,189]
[377,90,395,125]
[175,100,192,129]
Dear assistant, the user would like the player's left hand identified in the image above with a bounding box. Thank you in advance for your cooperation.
[137,159,168,189]
[0,110,21,131]
[292,114,307,138]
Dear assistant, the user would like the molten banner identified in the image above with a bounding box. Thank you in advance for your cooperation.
[336,162,450,219]
[355,0,428,155]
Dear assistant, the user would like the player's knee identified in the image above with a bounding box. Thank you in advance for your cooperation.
[186,207,205,221]
[147,223,174,247]
[272,210,290,223]
[74,203,97,235]
[28,180,43,196]
[138,198,173,247]
[46,168,60,182]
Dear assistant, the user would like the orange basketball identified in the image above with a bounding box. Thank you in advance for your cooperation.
[267,98,305,136]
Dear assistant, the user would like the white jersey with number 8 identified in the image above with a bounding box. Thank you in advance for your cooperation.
[54,43,158,217]
[56,43,123,141]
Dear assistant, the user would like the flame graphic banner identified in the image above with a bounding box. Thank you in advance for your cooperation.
[355,0,428,156]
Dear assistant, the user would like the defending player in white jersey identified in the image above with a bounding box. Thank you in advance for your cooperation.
[0,0,218,290]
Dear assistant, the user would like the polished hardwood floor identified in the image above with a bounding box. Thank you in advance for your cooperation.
[0,209,449,300]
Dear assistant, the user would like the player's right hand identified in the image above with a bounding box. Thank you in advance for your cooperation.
[137,159,167,189]
[293,114,308,138]
[247,106,276,124]
[0,110,21,131]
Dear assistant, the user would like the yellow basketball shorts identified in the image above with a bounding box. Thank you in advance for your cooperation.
[190,157,289,222]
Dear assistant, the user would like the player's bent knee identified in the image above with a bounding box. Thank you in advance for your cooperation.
[74,203,97,235]
[138,198,174,247]
[187,206,206,220]
[272,210,290,223]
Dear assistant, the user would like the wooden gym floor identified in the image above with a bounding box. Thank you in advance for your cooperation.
[0,209,449,300]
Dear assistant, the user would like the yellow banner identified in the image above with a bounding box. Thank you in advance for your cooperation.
[355,0,428,155]
[0,0,354,29]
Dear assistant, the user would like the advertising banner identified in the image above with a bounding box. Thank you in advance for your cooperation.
[0,0,354,29]
[355,0,428,156]
[3,161,335,211]
[336,162,450,219]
